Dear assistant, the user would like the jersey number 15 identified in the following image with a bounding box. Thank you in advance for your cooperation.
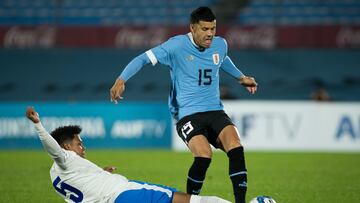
[198,69,212,86]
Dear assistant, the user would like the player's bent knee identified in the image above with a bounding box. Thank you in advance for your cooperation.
[188,138,212,158]
[188,143,212,157]
[190,148,212,158]
[218,127,243,152]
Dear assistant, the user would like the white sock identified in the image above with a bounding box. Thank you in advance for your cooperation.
[190,195,232,203]
[190,195,202,203]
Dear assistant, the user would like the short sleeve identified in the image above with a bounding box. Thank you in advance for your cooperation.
[146,37,179,67]
[222,38,228,60]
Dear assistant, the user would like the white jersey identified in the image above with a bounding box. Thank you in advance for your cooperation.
[34,123,129,203]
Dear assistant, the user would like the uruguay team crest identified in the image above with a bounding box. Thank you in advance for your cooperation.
[212,53,220,65]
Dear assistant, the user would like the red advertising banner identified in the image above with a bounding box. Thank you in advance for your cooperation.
[0,26,57,48]
[1,25,359,49]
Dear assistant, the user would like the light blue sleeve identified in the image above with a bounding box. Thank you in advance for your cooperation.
[220,56,244,79]
[147,38,179,67]
[119,38,178,81]
[118,53,151,81]
[220,37,244,79]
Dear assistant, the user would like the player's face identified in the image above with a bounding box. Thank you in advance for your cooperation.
[66,134,86,158]
[190,20,216,48]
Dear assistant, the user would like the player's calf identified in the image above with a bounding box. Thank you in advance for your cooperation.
[227,146,247,203]
[187,157,211,195]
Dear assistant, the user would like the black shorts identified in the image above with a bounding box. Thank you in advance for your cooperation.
[176,110,234,148]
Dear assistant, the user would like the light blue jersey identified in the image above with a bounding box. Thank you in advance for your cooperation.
[119,33,244,121]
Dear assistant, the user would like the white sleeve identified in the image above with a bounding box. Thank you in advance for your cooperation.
[34,122,67,169]
[145,50,158,66]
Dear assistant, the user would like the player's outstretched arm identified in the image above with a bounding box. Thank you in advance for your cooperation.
[110,78,125,104]
[25,106,67,168]
[110,53,153,104]
[220,56,257,94]
[239,75,258,94]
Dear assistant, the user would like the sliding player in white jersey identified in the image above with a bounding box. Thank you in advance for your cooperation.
[26,106,231,203]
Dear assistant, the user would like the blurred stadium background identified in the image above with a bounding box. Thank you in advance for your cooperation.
[0,0,360,101]
[0,0,360,202]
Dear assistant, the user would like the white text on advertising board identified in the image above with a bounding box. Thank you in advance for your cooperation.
[111,120,166,138]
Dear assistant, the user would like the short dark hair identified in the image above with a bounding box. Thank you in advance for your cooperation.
[190,6,216,24]
[50,125,82,146]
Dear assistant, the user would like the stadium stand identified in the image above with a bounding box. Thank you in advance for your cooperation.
[238,0,360,25]
[0,0,359,101]
[0,0,217,25]
[1,0,360,25]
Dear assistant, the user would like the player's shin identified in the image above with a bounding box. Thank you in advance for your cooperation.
[227,146,247,203]
[187,157,211,195]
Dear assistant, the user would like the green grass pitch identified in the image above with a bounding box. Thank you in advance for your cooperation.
[0,150,359,203]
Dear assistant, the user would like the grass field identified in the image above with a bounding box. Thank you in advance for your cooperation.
[0,150,359,203]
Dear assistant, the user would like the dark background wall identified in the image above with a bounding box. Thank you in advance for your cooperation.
[1,48,359,102]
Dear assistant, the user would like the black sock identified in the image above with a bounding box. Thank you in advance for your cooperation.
[227,146,247,203]
[187,157,211,195]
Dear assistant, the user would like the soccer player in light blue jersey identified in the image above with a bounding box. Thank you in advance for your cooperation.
[110,7,257,203]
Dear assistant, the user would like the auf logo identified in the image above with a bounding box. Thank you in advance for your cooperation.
[186,55,194,61]
[336,116,358,140]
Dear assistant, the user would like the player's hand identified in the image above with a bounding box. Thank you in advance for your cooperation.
[110,78,125,104]
[103,166,117,173]
[239,75,257,94]
[25,106,40,123]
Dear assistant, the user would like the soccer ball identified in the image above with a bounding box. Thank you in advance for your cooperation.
[249,196,276,203]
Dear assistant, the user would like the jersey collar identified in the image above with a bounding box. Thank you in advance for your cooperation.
[187,32,205,52]
[187,32,198,47]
